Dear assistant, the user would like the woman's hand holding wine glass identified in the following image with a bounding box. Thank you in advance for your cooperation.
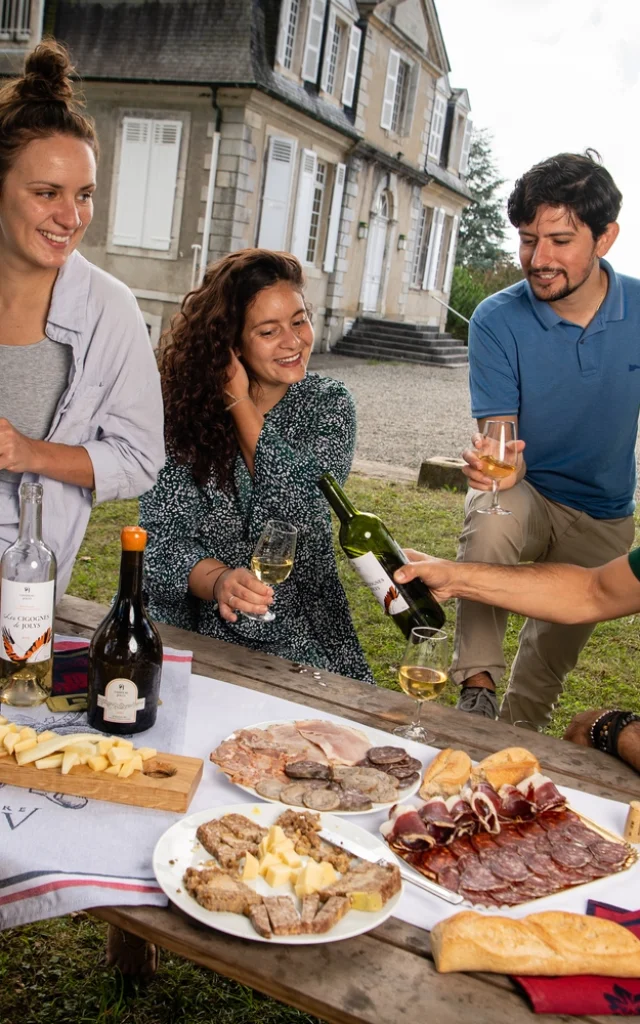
[244,520,298,622]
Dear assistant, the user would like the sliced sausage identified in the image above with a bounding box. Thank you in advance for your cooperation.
[303,789,341,812]
[255,778,286,800]
[482,849,530,882]
[284,760,332,780]
[367,745,410,765]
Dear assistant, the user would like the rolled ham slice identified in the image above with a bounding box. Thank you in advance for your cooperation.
[381,800,435,850]
[468,782,501,835]
[446,794,477,835]
[517,773,567,812]
[497,783,536,821]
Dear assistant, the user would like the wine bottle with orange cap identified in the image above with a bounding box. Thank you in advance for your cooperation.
[87,526,163,734]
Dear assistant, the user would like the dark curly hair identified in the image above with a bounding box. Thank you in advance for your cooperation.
[160,248,306,491]
[0,39,98,186]
[507,150,622,240]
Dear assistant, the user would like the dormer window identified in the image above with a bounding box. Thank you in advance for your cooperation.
[428,90,447,163]
[277,0,302,71]
[324,17,344,95]
[459,118,472,175]
[381,49,418,135]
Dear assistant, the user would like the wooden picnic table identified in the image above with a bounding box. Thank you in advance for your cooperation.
[56,594,640,1024]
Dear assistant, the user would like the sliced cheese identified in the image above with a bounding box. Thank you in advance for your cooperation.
[103,765,121,776]
[258,837,270,860]
[349,891,384,912]
[107,746,134,765]
[37,730,57,743]
[129,754,143,772]
[294,861,323,898]
[35,753,65,770]
[115,740,134,751]
[266,825,287,851]
[16,733,98,765]
[258,853,281,876]
[87,755,109,772]
[18,727,37,740]
[4,733,20,755]
[0,725,12,742]
[14,737,38,754]
[135,747,157,761]
[118,759,138,779]
[98,738,116,755]
[265,863,293,888]
[241,852,260,882]
[317,862,338,888]
[61,750,80,775]
[279,847,302,868]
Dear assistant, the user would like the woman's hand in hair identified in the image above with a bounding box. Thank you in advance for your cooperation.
[224,350,251,405]
[214,566,273,622]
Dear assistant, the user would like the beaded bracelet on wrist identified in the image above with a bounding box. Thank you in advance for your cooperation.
[609,711,640,757]
[590,709,622,754]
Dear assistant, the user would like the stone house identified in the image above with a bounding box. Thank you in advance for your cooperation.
[0,0,472,355]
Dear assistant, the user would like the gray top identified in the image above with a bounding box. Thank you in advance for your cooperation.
[0,338,72,485]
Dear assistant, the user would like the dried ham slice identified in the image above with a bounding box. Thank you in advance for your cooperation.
[295,720,372,765]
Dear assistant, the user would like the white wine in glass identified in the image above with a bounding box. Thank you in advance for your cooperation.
[244,520,297,622]
[394,627,448,744]
[475,420,518,516]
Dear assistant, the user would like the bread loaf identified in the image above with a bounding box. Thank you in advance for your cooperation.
[431,910,640,976]
[420,748,471,798]
[470,747,540,790]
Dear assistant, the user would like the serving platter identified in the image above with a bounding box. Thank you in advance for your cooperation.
[153,801,403,944]
[211,718,424,815]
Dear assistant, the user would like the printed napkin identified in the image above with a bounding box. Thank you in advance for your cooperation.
[514,901,640,1015]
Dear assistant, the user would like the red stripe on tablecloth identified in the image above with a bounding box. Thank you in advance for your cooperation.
[0,878,162,906]
[162,654,192,663]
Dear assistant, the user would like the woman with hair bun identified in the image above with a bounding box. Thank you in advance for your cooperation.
[0,40,164,594]
[140,248,373,682]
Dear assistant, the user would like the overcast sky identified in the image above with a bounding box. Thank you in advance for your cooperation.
[436,0,640,276]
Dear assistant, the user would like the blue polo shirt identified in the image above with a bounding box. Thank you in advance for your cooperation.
[469,259,640,519]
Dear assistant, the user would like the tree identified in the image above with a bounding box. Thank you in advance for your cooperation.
[456,128,511,270]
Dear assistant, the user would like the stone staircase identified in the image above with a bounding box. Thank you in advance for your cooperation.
[332,316,468,367]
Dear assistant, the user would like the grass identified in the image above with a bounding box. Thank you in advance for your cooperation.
[2,477,639,1024]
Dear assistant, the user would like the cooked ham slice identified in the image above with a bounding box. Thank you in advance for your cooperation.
[295,720,372,765]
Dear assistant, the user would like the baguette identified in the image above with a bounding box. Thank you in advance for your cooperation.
[469,746,540,790]
[420,748,471,799]
[431,910,640,976]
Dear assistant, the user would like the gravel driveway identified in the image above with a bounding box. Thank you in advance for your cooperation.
[311,352,640,499]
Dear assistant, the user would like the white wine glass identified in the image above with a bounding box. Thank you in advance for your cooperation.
[475,419,518,517]
[245,520,298,622]
[393,627,448,744]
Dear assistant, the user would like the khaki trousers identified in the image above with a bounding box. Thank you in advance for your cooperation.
[450,481,635,731]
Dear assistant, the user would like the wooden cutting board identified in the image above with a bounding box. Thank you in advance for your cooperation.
[0,752,203,813]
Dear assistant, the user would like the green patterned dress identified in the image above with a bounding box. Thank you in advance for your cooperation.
[139,373,373,683]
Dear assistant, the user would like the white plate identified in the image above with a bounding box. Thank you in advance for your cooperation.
[153,801,403,944]
[213,719,423,815]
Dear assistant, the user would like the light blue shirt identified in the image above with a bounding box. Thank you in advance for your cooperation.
[0,251,165,594]
[469,259,640,519]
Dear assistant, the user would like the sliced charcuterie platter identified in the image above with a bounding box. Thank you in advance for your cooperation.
[380,745,637,909]
[209,719,423,815]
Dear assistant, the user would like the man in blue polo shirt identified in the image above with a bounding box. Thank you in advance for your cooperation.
[449,150,639,730]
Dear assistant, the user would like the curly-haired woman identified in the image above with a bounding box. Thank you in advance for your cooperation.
[139,248,373,682]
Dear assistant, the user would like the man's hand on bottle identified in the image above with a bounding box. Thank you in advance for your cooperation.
[394,549,459,602]
[462,432,526,491]
[214,567,273,623]
[0,418,38,474]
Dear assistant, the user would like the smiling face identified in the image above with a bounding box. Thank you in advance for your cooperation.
[518,204,618,303]
[0,133,96,272]
[240,280,314,392]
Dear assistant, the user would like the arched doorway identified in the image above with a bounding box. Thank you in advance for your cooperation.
[361,190,391,313]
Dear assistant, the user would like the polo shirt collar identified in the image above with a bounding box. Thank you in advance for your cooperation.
[524,258,625,330]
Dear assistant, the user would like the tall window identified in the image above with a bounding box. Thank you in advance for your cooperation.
[411,206,433,288]
[0,0,31,40]
[428,92,447,162]
[381,50,416,134]
[283,0,300,69]
[391,60,410,134]
[306,161,327,263]
[325,19,343,96]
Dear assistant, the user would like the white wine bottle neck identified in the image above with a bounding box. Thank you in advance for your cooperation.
[318,474,358,525]
[17,485,44,544]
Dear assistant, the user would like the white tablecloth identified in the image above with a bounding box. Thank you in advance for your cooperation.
[1,668,638,932]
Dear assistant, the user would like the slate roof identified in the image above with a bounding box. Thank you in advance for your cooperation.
[48,0,359,138]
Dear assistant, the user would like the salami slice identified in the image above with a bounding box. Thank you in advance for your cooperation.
[458,863,507,892]
[587,840,628,867]
[513,878,554,902]
[366,745,410,765]
[393,772,420,790]
[285,760,332,779]
[533,833,552,853]
[470,833,499,853]
[420,847,457,873]
[385,757,422,777]
[483,849,530,882]
[449,837,475,859]
[437,865,461,893]
[518,820,546,837]
[526,851,562,878]
[493,828,523,847]
[549,842,592,869]
[493,887,528,907]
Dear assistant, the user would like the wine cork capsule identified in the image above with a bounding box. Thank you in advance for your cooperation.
[623,801,640,844]
[121,526,148,551]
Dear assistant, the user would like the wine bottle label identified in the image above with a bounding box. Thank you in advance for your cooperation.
[0,579,54,663]
[349,552,410,616]
[97,678,146,724]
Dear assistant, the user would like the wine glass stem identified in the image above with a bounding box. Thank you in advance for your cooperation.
[490,480,500,509]
[412,699,425,729]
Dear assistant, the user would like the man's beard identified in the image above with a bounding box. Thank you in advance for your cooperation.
[528,254,598,304]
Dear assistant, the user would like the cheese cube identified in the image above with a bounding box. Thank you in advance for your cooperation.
[241,852,260,882]
[103,765,121,775]
[37,730,56,743]
[318,862,338,888]
[258,853,281,876]
[135,747,157,761]
[87,755,109,772]
[349,891,384,913]
[115,740,134,751]
[128,754,143,773]
[98,738,116,755]
[272,838,295,856]
[14,738,38,754]
[0,725,12,742]
[266,825,287,851]
[107,746,133,765]
[265,863,293,888]
[35,753,64,770]
[294,861,323,898]
[279,847,302,868]
[4,733,20,754]
[61,750,80,775]
[18,727,37,740]
[258,837,270,860]
[118,759,137,778]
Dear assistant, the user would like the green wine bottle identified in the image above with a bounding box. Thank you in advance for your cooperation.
[318,473,445,638]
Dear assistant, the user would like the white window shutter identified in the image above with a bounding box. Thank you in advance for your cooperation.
[403,62,419,135]
[443,215,459,293]
[112,118,152,247]
[380,49,400,130]
[459,119,473,175]
[140,120,182,251]
[320,5,337,91]
[290,149,318,261]
[302,0,327,83]
[428,93,447,161]
[423,207,445,290]
[341,23,362,107]
[257,136,297,250]
[323,162,346,273]
[276,0,293,65]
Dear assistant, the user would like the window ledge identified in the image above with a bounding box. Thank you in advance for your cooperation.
[106,244,179,261]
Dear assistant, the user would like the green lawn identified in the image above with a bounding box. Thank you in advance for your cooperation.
[2,477,638,1024]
